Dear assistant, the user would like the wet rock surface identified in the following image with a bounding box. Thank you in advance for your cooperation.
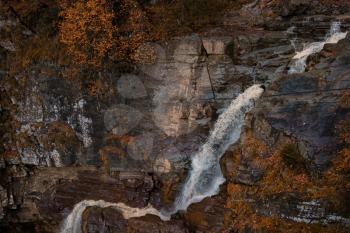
[223,30,350,230]
[1,1,350,233]
[82,207,189,233]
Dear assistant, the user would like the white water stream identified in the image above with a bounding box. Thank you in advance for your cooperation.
[59,85,264,232]
[60,200,169,233]
[59,22,347,233]
[289,21,347,74]
[163,84,264,215]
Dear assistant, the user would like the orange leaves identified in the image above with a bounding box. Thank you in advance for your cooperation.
[324,148,350,193]
[226,184,245,201]
[335,113,350,144]
[328,115,350,191]
[131,43,157,64]
[230,201,255,229]
[112,0,155,63]
[244,131,268,158]
[58,0,114,67]
[58,0,157,67]
[257,146,311,197]
[294,173,310,184]
[118,135,135,145]
[338,91,350,109]
[87,79,113,99]
[105,134,135,146]
[333,149,350,173]
[225,138,350,232]
[2,150,20,160]
[58,0,241,68]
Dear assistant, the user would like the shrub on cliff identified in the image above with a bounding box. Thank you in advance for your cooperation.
[59,0,157,67]
[58,0,114,67]
[58,0,244,67]
[280,143,305,170]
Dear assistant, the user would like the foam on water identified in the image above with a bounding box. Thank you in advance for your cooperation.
[59,85,264,232]
[289,21,347,74]
[60,200,169,233]
[163,84,264,215]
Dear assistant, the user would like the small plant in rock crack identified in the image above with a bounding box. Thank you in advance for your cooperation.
[280,143,306,171]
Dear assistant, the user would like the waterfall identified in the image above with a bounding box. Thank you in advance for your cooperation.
[59,85,264,232]
[58,21,346,233]
[289,21,348,74]
[60,200,169,233]
[163,84,264,216]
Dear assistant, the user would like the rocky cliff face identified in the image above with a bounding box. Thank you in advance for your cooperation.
[223,32,350,230]
[1,1,350,232]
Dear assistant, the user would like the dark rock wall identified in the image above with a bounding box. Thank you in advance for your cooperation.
[0,1,350,232]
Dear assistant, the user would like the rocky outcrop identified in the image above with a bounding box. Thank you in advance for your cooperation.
[224,29,350,230]
[1,1,350,233]
[258,33,350,170]
[241,0,350,25]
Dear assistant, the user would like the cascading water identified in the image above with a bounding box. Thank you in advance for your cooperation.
[289,21,348,74]
[58,20,350,233]
[60,200,169,233]
[59,85,264,232]
[59,21,348,229]
[163,84,264,215]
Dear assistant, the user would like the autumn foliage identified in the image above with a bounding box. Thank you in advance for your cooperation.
[224,122,350,232]
[57,0,244,67]
[58,0,114,66]
[59,0,162,67]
